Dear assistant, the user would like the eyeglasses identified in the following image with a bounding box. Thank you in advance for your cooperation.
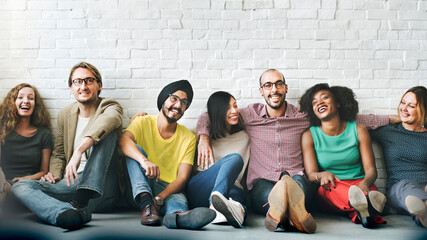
[168,94,188,108]
[261,80,286,90]
[72,77,98,86]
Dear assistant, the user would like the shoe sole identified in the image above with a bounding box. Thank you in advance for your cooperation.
[211,192,243,228]
[264,178,287,232]
[164,208,216,230]
[283,175,316,234]
[405,195,427,228]
[141,220,161,226]
[368,191,387,213]
[349,185,370,219]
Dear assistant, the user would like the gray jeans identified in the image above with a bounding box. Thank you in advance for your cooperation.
[387,179,427,215]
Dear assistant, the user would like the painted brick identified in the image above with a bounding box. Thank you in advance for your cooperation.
[0,0,426,133]
[243,0,273,10]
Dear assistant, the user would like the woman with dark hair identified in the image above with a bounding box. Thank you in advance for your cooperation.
[0,83,52,211]
[370,86,427,228]
[187,91,250,228]
[300,83,386,228]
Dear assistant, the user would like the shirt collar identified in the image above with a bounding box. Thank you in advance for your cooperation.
[261,101,296,118]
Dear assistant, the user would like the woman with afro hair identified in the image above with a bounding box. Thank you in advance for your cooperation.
[300,83,386,228]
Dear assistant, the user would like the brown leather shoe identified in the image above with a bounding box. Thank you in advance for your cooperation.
[264,178,288,232]
[283,175,316,233]
[141,204,161,226]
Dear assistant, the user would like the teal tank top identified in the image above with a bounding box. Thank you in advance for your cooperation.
[309,121,365,180]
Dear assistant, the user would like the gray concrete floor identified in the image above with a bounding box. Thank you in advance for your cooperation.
[1,210,426,240]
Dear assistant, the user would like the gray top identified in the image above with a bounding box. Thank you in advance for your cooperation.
[1,127,52,181]
[370,123,427,189]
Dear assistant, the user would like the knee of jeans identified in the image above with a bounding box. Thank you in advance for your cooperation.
[396,179,415,187]
[226,153,244,168]
[11,179,35,195]
[99,131,118,146]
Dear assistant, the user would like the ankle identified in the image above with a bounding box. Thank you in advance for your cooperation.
[138,192,154,210]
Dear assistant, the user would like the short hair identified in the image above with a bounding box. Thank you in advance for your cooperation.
[399,86,427,127]
[259,69,286,87]
[299,83,359,126]
[0,83,51,143]
[207,91,243,140]
[68,62,102,96]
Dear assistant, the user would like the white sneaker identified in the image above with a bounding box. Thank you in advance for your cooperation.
[209,204,227,224]
[211,191,245,228]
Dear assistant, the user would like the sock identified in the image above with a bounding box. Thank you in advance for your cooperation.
[72,189,91,208]
[138,192,154,210]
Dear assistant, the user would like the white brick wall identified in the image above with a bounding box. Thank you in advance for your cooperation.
[1,0,426,191]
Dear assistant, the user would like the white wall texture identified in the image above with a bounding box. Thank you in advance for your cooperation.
[1,0,426,190]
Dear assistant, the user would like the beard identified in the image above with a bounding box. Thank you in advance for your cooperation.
[162,105,183,123]
[265,93,285,109]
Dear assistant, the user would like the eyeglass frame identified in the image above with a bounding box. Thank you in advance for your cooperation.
[260,80,286,90]
[71,77,99,87]
[168,94,189,108]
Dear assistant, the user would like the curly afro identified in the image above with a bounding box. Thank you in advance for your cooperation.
[299,83,359,126]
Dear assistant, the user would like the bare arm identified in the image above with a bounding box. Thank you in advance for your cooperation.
[156,163,192,201]
[13,148,51,182]
[119,130,160,181]
[302,130,339,190]
[0,167,6,192]
[356,124,377,193]
[196,112,214,170]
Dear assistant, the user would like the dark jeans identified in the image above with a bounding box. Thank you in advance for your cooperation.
[249,175,317,215]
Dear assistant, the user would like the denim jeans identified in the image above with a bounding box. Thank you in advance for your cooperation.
[12,131,120,225]
[186,153,247,214]
[250,174,317,215]
[126,145,187,215]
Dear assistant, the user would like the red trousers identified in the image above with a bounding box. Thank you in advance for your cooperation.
[317,178,386,224]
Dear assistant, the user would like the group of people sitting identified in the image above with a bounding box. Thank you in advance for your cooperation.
[0,62,426,233]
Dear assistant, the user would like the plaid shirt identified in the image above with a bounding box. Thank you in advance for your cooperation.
[197,102,389,190]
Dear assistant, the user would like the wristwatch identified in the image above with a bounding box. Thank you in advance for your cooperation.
[155,196,164,206]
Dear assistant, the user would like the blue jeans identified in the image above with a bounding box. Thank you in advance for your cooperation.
[250,175,317,215]
[126,145,187,215]
[186,153,247,214]
[12,131,120,225]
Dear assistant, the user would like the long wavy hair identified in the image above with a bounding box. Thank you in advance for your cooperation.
[0,83,51,143]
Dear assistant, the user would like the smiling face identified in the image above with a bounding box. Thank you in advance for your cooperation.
[161,90,187,123]
[312,90,339,121]
[15,87,36,118]
[70,67,102,105]
[399,92,420,126]
[225,97,239,130]
[259,70,288,110]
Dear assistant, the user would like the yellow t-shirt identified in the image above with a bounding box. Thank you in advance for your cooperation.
[125,115,196,183]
